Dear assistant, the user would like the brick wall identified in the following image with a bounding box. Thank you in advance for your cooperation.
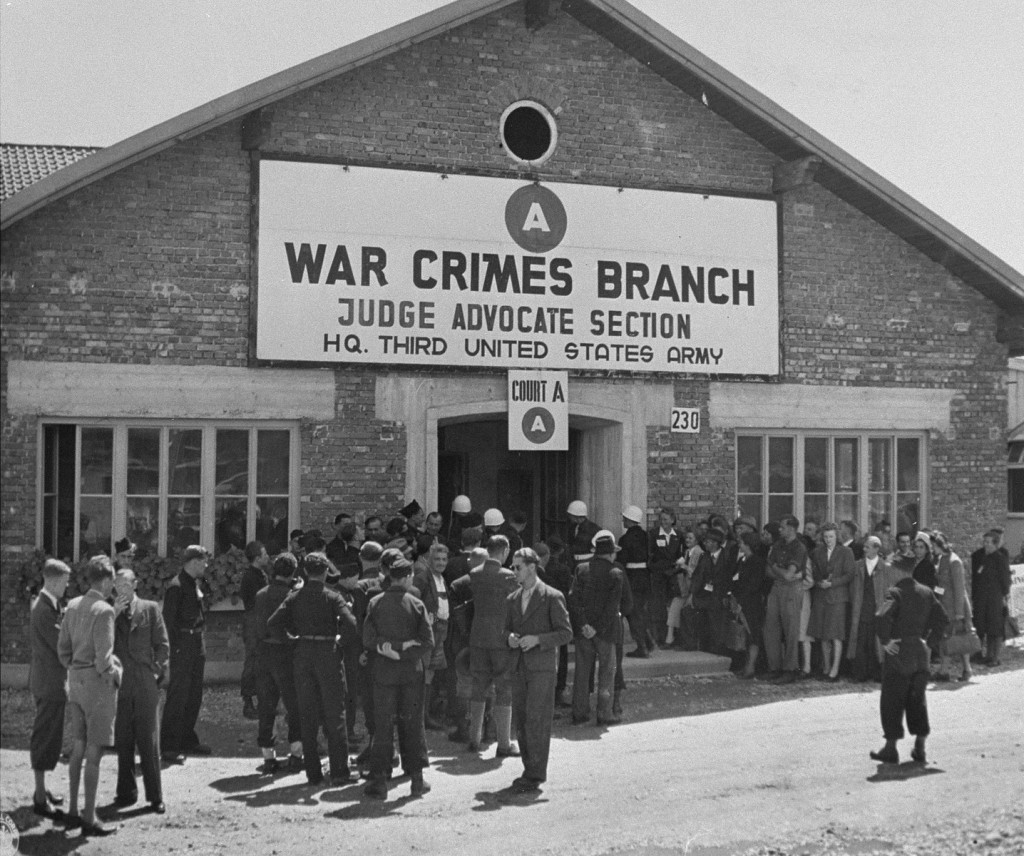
[0,4,1008,662]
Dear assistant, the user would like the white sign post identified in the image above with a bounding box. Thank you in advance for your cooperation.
[508,371,568,451]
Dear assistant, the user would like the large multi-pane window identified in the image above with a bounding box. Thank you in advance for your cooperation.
[736,433,925,533]
[40,421,298,561]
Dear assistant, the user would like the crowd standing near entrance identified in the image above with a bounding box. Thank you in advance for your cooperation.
[21,493,1019,834]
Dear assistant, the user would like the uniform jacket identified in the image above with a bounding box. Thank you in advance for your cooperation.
[254,578,297,645]
[266,579,358,647]
[239,563,268,612]
[618,525,649,569]
[450,559,518,649]
[29,590,67,700]
[114,596,170,680]
[504,580,573,673]
[162,570,207,649]
[875,577,949,675]
[809,543,856,604]
[568,519,601,562]
[647,527,682,578]
[362,584,433,685]
[568,555,625,641]
[848,557,900,656]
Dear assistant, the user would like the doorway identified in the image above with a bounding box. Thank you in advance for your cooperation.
[438,419,579,543]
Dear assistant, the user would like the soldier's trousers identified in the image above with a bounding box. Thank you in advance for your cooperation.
[293,640,349,780]
[369,677,428,778]
[256,642,300,749]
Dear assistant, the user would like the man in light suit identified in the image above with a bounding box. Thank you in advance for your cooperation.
[504,547,573,793]
[112,568,170,813]
[29,558,71,819]
[59,555,123,837]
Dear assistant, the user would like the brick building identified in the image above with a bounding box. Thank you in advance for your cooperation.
[2,0,1022,678]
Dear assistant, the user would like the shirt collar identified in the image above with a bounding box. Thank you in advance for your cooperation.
[39,588,60,611]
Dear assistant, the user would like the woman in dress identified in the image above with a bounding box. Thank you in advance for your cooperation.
[666,528,703,649]
[730,532,767,678]
[806,522,856,680]
[930,530,973,681]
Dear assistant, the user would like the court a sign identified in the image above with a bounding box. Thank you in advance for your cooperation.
[508,370,568,451]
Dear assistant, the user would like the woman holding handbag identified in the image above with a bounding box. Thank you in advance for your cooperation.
[930,530,976,681]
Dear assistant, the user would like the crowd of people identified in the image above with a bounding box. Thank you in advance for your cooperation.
[25,495,1017,832]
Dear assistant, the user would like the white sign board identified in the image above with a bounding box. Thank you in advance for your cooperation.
[257,162,779,375]
[670,407,701,433]
[508,371,568,451]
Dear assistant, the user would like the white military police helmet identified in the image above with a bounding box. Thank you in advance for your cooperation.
[452,495,472,514]
[566,500,588,517]
[622,505,644,524]
[483,508,505,527]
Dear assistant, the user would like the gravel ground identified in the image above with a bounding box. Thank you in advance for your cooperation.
[1,642,1021,855]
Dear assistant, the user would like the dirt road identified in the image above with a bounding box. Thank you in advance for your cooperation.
[1,663,1021,855]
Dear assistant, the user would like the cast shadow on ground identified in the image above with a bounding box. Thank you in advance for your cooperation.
[429,750,507,777]
[207,768,286,794]
[221,780,323,808]
[866,762,945,783]
[13,828,86,856]
[471,787,548,811]
[323,792,422,820]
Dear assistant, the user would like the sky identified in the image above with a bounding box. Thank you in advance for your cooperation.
[1,0,1022,274]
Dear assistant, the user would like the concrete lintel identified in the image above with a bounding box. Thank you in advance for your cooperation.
[709,382,954,432]
[6,360,336,420]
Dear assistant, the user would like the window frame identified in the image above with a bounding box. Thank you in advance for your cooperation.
[36,418,301,561]
[1008,440,1024,518]
[734,430,928,533]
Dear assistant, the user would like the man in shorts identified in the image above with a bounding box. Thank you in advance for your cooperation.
[58,554,123,837]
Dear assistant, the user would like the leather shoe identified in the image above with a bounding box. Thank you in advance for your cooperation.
[63,814,82,830]
[45,790,64,806]
[32,799,63,820]
[330,770,359,786]
[186,743,213,756]
[410,776,431,797]
[162,751,186,764]
[113,793,138,808]
[466,740,483,753]
[363,780,388,800]
[82,820,119,837]
[150,801,166,814]
[261,758,280,774]
[625,649,650,659]
[286,754,305,772]
[496,744,521,758]
[510,776,541,793]
[911,746,927,764]
[869,747,899,764]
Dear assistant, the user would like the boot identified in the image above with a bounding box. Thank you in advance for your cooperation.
[493,704,515,754]
[410,770,431,797]
[363,777,387,800]
[596,691,621,725]
[987,636,1004,667]
[611,689,623,718]
[467,701,486,751]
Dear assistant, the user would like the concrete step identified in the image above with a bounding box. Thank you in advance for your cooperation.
[566,646,733,679]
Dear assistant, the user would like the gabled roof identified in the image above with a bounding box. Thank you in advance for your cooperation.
[2,0,1021,310]
[0,143,101,202]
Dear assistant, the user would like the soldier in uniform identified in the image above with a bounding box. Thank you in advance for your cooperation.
[449,534,519,755]
[253,552,303,773]
[160,545,212,762]
[267,552,359,786]
[620,506,653,658]
[361,551,434,799]
[112,568,170,813]
[239,540,269,720]
[29,558,71,820]
[871,558,949,764]
[566,500,600,568]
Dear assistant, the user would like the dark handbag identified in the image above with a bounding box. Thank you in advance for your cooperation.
[942,629,982,657]
[1005,609,1021,640]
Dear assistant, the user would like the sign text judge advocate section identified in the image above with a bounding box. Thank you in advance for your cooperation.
[256,162,779,375]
